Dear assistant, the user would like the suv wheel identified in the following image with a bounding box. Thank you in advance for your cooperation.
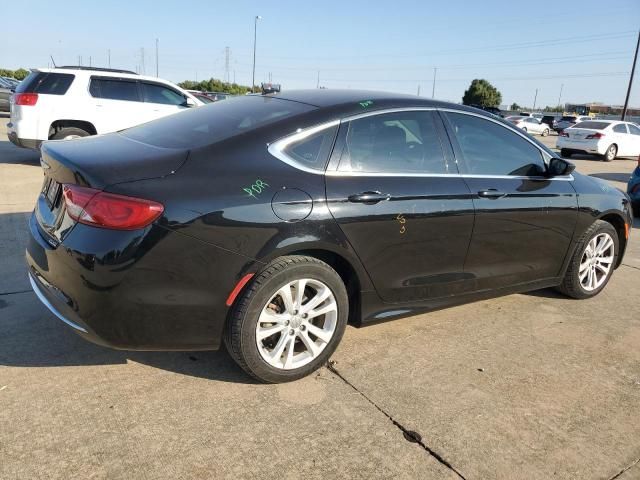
[51,127,90,141]
[557,220,618,299]
[603,144,617,162]
[224,255,348,383]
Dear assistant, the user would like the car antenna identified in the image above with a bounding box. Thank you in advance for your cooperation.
[50,55,57,68]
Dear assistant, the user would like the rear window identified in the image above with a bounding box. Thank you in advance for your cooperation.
[572,121,610,130]
[121,96,315,149]
[15,72,74,95]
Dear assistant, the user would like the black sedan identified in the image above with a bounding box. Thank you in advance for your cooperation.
[26,90,633,383]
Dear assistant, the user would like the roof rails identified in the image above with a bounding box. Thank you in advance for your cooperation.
[56,66,138,75]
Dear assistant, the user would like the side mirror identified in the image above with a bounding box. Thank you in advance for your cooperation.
[548,157,575,176]
[184,97,197,108]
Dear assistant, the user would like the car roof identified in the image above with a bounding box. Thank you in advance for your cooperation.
[33,67,167,83]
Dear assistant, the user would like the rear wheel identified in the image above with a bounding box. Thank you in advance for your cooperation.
[224,255,348,383]
[603,144,617,162]
[522,127,528,133]
[557,220,618,299]
[561,149,572,158]
[50,127,90,140]
[542,128,549,137]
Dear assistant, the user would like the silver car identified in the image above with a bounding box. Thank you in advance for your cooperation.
[506,116,550,136]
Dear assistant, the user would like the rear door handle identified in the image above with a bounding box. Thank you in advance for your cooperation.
[348,191,391,204]
[477,189,507,199]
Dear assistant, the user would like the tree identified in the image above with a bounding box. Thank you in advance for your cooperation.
[178,77,253,95]
[462,79,502,107]
[510,102,521,111]
[13,68,29,80]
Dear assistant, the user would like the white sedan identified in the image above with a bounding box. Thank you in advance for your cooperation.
[557,120,640,161]
[506,116,550,136]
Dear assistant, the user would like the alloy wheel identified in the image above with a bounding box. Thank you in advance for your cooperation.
[579,233,614,291]
[256,279,338,370]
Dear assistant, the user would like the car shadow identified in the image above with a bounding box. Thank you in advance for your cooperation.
[0,139,40,166]
[590,172,632,183]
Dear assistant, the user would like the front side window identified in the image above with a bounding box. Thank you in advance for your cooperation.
[90,78,140,102]
[338,111,448,174]
[142,82,185,105]
[613,124,629,134]
[628,124,640,136]
[446,112,545,176]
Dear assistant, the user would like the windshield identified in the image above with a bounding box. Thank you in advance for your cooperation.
[121,96,315,149]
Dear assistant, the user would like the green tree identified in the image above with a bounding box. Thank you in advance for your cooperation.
[13,68,29,80]
[510,102,521,111]
[178,77,253,95]
[462,79,502,107]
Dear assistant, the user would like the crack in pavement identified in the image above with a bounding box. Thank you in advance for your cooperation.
[326,361,468,480]
[608,456,640,480]
[0,289,31,297]
[621,263,640,271]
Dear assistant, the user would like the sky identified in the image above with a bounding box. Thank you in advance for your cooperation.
[3,0,640,108]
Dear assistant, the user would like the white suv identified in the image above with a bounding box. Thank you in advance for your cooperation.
[7,67,203,149]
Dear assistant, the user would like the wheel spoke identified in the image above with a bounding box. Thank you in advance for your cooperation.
[277,285,295,314]
[259,310,289,325]
[283,336,296,369]
[299,330,320,357]
[257,324,287,340]
[579,259,590,273]
[306,299,338,320]
[305,323,333,343]
[294,279,307,310]
[300,287,332,314]
[595,263,610,275]
[269,332,290,363]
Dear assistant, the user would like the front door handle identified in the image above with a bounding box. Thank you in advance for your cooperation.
[477,189,507,199]
[348,191,391,204]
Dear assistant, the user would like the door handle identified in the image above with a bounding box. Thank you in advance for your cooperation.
[348,191,391,204]
[477,189,507,199]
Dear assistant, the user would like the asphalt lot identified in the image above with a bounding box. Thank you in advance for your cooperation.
[0,115,639,480]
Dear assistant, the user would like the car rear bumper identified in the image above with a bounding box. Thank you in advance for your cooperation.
[556,138,605,155]
[26,212,244,351]
[7,130,42,150]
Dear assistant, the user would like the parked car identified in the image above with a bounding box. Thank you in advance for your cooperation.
[554,115,591,133]
[518,111,532,117]
[541,115,559,130]
[557,120,640,161]
[26,90,633,383]
[0,77,13,112]
[506,115,550,136]
[532,113,544,120]
[469,104,503,117]
[627,155,640,216]
[7,66,203,149]
[192,93,215,104]
[1,76,20,88]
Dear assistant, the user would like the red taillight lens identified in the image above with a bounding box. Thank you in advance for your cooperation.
[560,131,569,137]
[14,93,39,106]
[62,184,164,230]
[585,132,605,139]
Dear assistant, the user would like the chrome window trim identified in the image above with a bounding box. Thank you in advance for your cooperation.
[29,273,88,333]
[267,119,340,175]
[325,170,573,181]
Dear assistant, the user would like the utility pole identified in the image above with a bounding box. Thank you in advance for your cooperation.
[557,83,563,109]
[78,55,82,66]
[317,71,320,88]
[224,46,230,83]
[108,49,111,68]
[140,48,145,75]
[432,67,437,99]
[252,15,262,91]
[621,29,640,121]
[156,39,159,77]
[233,70,236,84]
[533,88,538,111]
[417,85,421,96]
[89,56,92,67]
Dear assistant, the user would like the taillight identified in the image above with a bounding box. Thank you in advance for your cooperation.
[62,184,164,230]
[14,93,39,106]
[585,132,605,139]
[560,131,569,137]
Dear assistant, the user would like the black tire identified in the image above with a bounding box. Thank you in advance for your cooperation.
[50,127,90,140]
[556,220,619,299]
[522,127,528,133]
[224,255,349,383]
[560,149,572,158]
[603,144,617,162]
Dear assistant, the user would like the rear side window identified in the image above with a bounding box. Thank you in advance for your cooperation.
[141,82,185,105]
[628,124,640,136]
[89,78,140,102]
[338,111,448,174]
[15,72,74,95]
[613,124,628,134]
[121,96,315,149]
[282,125,338,171]
[446,112,545,176]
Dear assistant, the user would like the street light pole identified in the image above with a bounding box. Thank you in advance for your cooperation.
[621,29,640,121]
[533,88,538,111]
[252,15,262,92]
[557,83,563,109]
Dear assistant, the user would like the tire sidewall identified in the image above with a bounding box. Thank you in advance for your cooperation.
[571,222,619,297]
[235,260,348,383]
[605,144,617,161]
[52,127,90,140]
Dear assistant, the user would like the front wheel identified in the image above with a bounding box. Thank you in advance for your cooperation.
[542,128,549,137]
[224,256,348,383]
[556,220,618,299]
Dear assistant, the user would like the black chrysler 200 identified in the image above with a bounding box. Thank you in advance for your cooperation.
[26,90,633,383]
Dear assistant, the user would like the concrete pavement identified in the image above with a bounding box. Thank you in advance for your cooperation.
[1,117,639,479]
